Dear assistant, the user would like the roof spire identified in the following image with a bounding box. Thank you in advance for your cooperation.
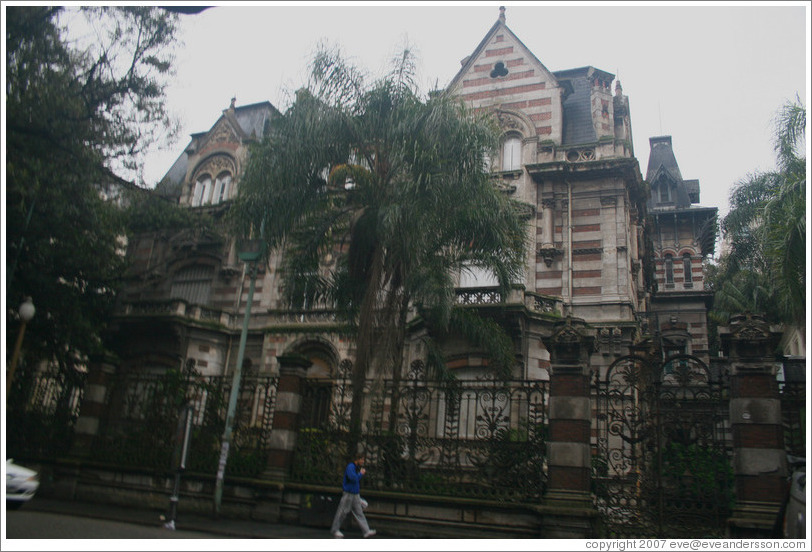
[499,6,506,22]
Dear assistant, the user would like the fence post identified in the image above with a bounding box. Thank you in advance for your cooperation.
[264,354,312,480]
[720,313,785,538]
[541,317,597,537]
[71,354,117,458]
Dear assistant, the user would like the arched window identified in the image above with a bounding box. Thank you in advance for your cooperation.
[659,182,671,203]
[170,264,214,305]
[501,136,522,171]
[213,172,232,203]
[683,253,693,288]
[192,175,211,206]
[664,254,674,286]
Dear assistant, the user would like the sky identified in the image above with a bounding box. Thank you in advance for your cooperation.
[85,2,811,224]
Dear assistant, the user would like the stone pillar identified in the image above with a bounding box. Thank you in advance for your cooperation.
[541,317,597,537]
[721,313,785,538]
[264,354,311,480]
[71,355,118,458]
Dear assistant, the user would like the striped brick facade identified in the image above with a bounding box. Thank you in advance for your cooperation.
[264,355,311,479]
[543,318,596,504]
[722,314,787,538]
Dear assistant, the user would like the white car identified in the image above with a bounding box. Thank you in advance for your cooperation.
[6,459,39,509]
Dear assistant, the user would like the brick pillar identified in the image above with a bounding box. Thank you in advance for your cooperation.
[541,317,597,537]
[71,355,117,458]
[721,313,785,538]
[264,354,311,480]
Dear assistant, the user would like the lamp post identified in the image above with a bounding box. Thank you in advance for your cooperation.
[7,296,35,392]
[213,238,264,516]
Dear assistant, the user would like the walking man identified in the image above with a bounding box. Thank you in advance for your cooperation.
[330,453,376,538]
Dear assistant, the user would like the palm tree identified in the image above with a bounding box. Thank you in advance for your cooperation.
[714,98,806,328]
[230,45,528,451]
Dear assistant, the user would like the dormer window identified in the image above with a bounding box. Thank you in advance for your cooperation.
[659,182,671,203]
[191,171,233,206]
[189,154,237,207]
[214,172,232,203]
[192,175,211,206]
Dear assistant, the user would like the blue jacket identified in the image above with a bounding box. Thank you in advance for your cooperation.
[342,461,363,494]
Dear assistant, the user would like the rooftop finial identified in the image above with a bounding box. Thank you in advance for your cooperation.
[230,96,236,110]
[499,6,506,22]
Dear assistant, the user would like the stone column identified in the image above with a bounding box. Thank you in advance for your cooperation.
[721,313,785,538]
[71,354,118,458]
[540,317,597,537]
[264,354,311,480]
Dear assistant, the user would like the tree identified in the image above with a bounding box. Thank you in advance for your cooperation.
[711,98,806,328]
[5,7,180,375]
[230,45,528,450]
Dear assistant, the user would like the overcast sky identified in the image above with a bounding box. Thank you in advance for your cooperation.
[128,2,807,227]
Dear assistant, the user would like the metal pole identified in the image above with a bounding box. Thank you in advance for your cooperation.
[213,259,258,515]
[164,403,193,530]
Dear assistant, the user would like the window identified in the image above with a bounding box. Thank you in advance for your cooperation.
[502,136,521,171]
[459,265,499,288]
[659,182,671,203]
[192,175,211,206]
[213,172,232,203]
[170,264,214,305]
[192,172,232,206]
[683,253,693,288]
[664,254,674,286]
[490,61,509,78]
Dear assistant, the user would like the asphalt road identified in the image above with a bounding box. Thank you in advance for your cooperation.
[5,509,230,539]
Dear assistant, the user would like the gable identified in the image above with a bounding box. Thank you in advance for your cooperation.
[447,14,563,143]
[199,117,242,151]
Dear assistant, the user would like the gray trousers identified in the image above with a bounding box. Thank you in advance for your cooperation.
[330,492,370,534]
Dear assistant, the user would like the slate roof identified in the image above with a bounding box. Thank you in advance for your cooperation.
[553,68,591,146]
[646,135,683,183]
[646,136,699,209]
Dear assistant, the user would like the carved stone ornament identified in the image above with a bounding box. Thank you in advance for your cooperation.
[544,316,596,368]
[539,246,561,267]
[497,111,522,131]
[192,154,236,183]
[730,312,770,342]
[209,119,239,145]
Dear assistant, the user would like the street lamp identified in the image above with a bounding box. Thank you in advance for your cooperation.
[7,296,35,391]
[213,237,264,515]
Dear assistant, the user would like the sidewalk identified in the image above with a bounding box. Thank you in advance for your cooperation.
[25,497,373,539]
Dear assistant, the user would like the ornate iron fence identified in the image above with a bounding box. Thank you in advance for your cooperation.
[6,365,87,461]
[290,360,549,503]
[780,357,806,458]
[781,381,806,458]
[592,354,733,538]
[92,368,279,477]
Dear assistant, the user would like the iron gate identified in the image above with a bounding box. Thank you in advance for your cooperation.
[593,354,733,538]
